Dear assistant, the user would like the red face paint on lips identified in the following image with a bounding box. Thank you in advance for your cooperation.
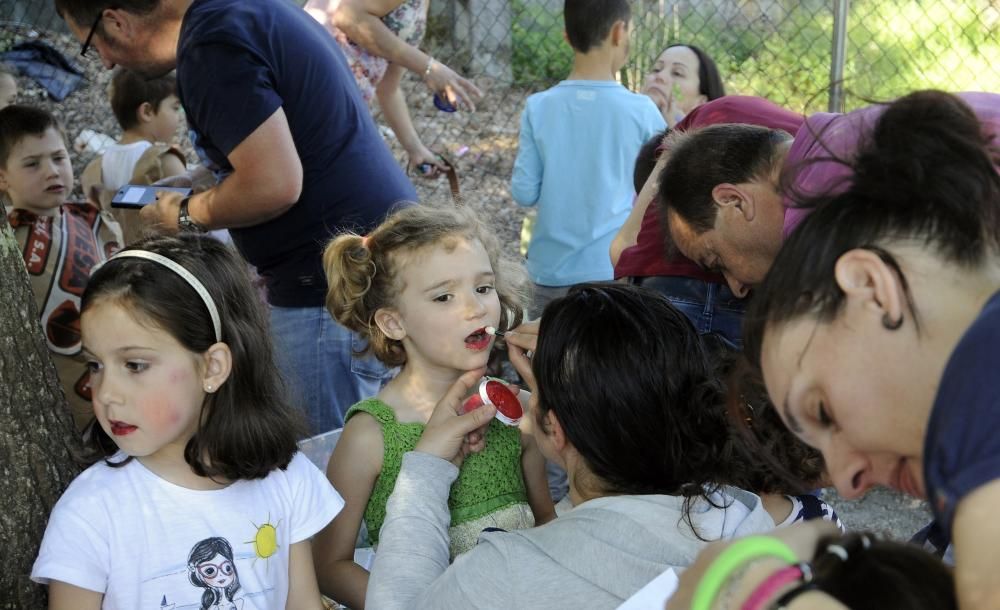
[110,420,138,436]
[461,377,523,426]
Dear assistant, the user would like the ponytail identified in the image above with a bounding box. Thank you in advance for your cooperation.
[850,90,1000,265]
[323,232,406,367]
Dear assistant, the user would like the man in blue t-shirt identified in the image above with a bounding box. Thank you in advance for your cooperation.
[57,0,417,434]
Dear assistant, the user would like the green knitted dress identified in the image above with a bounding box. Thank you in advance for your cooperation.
[346,398,534,558]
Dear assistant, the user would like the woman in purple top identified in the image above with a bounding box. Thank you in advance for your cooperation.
[666,90,1000,610]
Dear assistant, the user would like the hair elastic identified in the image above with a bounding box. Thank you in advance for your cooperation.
[692,536,798,610]
[824,544,849,562]
[772,581,818,609]
[741,563,811,610]
[101,250,222,342]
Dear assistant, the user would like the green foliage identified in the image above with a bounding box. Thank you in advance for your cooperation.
[512,0,1000,112]
[511,0,574,87]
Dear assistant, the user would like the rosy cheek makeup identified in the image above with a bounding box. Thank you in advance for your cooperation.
[461,377,523,426]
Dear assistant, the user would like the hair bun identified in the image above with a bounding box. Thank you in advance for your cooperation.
[851,90,1000,264]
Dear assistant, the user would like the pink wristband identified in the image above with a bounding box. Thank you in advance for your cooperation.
[740,565,805,610]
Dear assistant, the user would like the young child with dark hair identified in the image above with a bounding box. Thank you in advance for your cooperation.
[31,233,343,609]
[511,0,665,317]
[81,68,186,243]
[712,349,844,531]
[313,202,554,609]
[0,105,122,432]
[0,62,18,109]
[731,391,844,530]
[804,532,957,610]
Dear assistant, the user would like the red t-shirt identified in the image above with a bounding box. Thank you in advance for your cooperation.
[614,96,805,280]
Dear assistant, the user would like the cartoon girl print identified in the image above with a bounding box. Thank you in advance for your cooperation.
[187,537,245,610]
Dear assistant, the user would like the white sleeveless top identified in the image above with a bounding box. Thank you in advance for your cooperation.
[100,140,153,190]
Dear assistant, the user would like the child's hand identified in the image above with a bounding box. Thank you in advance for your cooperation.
[415,368,495,467]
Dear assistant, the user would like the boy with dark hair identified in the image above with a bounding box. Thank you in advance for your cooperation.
[0,105,122,432]
[108,67,179,135]
[563,0,631,53]
[81,68,185,243]
[512,0,665,318]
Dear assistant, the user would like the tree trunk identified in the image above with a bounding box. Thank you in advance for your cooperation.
[0,212,81,608]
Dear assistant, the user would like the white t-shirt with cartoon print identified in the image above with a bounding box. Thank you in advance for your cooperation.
[32,451,343,609]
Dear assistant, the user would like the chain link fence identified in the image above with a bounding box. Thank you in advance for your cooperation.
[2,0,999,206]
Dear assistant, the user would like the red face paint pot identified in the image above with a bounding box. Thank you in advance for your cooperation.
[461,377,523,426]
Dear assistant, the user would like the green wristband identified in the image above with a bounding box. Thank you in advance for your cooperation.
[691,536,798,610]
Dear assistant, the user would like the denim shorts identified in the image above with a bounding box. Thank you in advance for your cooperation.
[629,275,747,350]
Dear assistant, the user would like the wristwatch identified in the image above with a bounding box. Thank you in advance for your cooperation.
[177,196,207,233]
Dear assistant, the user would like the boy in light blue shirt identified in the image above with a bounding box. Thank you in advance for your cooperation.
[512,0,665,316]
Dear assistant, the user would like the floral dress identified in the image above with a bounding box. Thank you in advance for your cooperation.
[305,0,429,102]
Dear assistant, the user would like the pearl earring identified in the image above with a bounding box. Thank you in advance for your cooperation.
[205,384,214,393]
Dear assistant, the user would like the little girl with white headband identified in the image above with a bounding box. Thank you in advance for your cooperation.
[32,233,343,610]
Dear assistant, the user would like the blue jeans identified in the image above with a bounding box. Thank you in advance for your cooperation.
[270,306,394,436]
[630,276,747,350]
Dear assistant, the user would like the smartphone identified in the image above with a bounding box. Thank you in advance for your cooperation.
[111,185,191,209]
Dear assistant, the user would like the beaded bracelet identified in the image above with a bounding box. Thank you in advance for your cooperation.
[741,563,810,610]
[691,537,798,610]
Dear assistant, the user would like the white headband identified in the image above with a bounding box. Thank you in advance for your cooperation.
[98,250,223,342]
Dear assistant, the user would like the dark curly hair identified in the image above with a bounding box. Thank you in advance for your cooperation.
[722,353,825,495]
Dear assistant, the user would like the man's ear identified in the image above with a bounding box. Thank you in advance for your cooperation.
[374,308,405,341]
[711,183,755,222]
[834,248,905,328]
[101,7,137,41]
[201,342,233,393]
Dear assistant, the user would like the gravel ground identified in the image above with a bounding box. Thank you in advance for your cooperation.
[823,488,932,541]
[5,26,931,543]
